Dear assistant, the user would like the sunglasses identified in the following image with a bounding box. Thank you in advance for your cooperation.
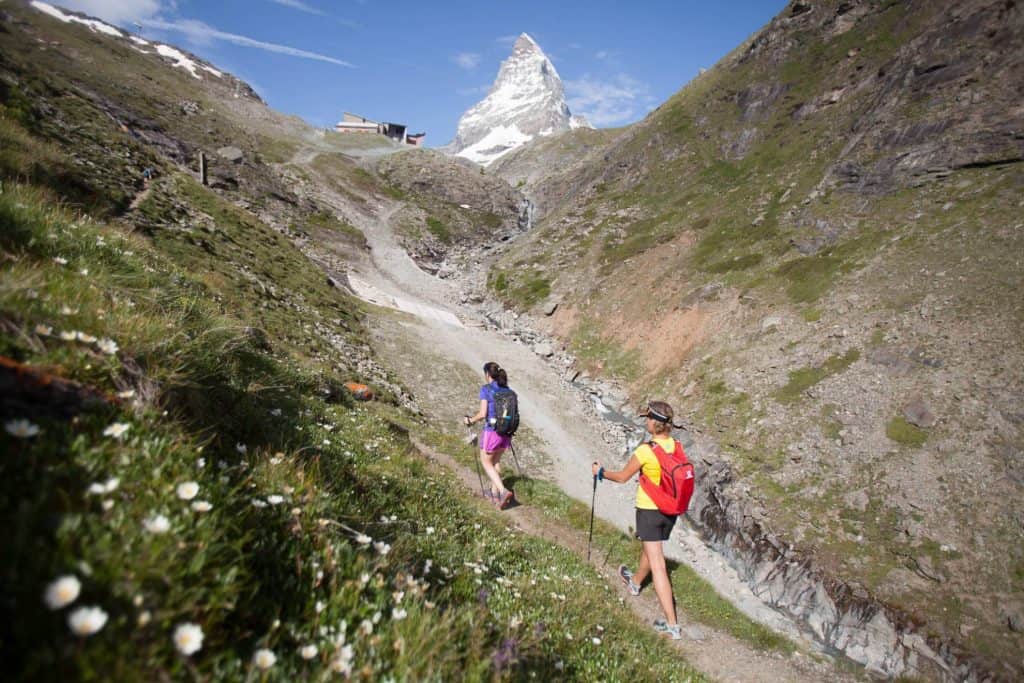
[640,408,671,424]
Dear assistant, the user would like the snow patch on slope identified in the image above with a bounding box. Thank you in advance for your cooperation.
[30,1,123,37]
[29,1,223,81]
[457,124,533,165]
[154,44,222,79]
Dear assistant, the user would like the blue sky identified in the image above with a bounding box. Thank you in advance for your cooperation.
[53,0,788,146]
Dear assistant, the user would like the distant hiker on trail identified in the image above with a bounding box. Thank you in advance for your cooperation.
[592,400,693,641]
[464,361,519,510]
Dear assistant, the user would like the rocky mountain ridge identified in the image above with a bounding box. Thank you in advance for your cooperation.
[448,33,591,166]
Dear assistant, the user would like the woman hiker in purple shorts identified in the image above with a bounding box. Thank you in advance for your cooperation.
[464,362,516,509]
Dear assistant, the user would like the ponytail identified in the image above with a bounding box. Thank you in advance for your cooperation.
[483,361,508,387]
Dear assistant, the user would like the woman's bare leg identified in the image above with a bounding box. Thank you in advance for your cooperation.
[632,547,652,587]
[643,541,677,625]
[480,448,506,495]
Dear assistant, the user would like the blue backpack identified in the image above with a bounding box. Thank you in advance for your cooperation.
[486,385,520,437]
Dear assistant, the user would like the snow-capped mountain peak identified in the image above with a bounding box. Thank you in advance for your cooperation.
[450,33,592,166]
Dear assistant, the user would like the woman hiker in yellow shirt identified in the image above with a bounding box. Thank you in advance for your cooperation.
[591,400,682,640]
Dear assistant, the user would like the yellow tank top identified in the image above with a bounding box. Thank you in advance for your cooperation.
[634,437,676,510]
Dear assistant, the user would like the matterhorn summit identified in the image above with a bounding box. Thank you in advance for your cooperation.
[449,33,592,166]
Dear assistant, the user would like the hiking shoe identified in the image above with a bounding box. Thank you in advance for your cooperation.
[498,490,515,510]
[618,565,640,596]
[652,620,682,640]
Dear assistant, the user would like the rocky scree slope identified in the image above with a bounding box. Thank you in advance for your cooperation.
[371,149,530,277]
[487,0,1024,679]
[489,126,623,219]
[447,33,591,166]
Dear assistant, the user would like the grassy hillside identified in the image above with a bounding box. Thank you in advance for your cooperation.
[492,0,1024,675]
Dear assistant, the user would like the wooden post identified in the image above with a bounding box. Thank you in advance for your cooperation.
[199,151,207,186]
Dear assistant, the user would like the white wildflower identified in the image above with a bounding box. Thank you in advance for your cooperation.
[88,477,119,495]
[355,533,372,546]
[34,324,52,336]
[235,442,247,454]
[53,256,68,265]
[59,330,77,341]
[252,648,276,670]
[176,482,200,500]
[5,419,40,438]
[425,526,435,535]
[68,606,108,636]
[329,644,354,675]
[60,305,75,315]
[79,268,89,276]
[391,607,407,620]
[266,494,284,505]
[101,499,115,511]
[96,338,119,355]
[269,408,282,417]
[143,514,170,534]
[373,541,390,556]
[116,389,135,399]
[102,422,130,439]
[137,610,151,627]
[251,499,267,508]
[359,619,373,636]
[44,575,81,609]
[315,600,325,614]
[299,644,317,660]
[592,637,602,645]
[173,622,204,656]
[196,457,205,468]
[75,331,97,344]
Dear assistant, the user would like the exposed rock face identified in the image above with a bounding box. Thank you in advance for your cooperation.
[449,33,591,166]
[688,458,998,681]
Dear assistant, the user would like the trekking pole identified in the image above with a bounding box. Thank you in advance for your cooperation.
[509,442,524,477]
[587,471,597,561]
[465,420,487,499]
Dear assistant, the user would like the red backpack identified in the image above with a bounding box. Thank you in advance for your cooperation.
[639,439,695,516]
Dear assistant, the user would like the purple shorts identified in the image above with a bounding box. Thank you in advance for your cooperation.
[480,430,511,452]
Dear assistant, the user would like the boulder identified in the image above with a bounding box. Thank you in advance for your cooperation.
[902,398,936,428]
[217,146,244,163]
[543,301,558,316]
[533,342,555,357]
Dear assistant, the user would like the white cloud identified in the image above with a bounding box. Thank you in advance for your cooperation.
[141,18,354,68]
[565,73,650,127]
[496,35,518,46]
[56,0,163,24]
[452,52,481,70]
[268,0,323,15]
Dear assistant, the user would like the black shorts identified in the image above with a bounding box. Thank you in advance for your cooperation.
[635,508,677,542]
